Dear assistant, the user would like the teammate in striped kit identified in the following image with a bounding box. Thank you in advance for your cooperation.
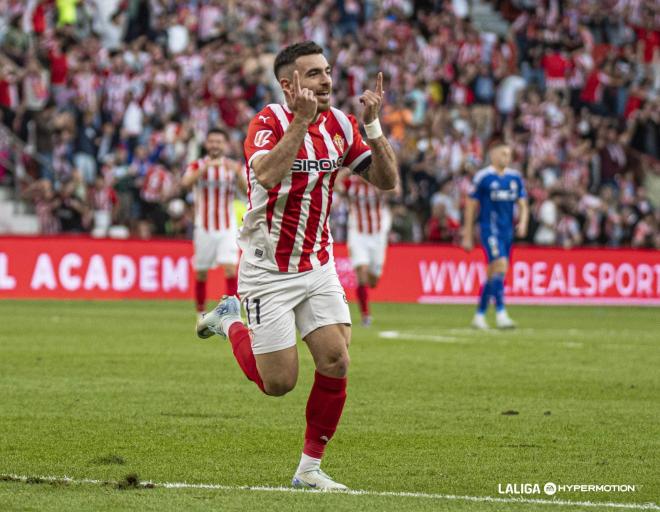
[341,172,391,326]
[197,42,398,490]
[182,128,246,315]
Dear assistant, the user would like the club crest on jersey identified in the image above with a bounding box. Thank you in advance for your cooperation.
[253,130,273,148]
[333,134,345,154]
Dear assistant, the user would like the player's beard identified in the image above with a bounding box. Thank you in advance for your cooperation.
[316,91,331,112]
[316,101,331,112]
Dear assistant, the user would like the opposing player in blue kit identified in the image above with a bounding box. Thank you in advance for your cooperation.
[462,141,529,329]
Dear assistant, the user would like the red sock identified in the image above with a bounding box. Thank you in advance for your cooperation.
[225,275,238,296]
[303,371,347,459]
[356,284,369,316]
[195,280,206,312]
[228,322,265,393]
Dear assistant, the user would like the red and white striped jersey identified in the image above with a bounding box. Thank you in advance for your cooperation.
[184,156,237,232]
[344,175,388,235]
[140,165,173,203]
[73,72,100,110]
[104,72,130,121]
[242,103,372,273]
[90,185,117,213]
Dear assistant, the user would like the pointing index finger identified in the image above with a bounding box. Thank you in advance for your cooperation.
[376,72,384,96]
[293,70,302,96]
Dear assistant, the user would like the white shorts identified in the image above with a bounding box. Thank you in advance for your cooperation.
[237,261,352,355]
[347,230,388,277]
[193,227,239,271]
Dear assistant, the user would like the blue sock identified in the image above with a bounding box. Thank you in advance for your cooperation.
[492,273,505,312]
[477,280,492,314]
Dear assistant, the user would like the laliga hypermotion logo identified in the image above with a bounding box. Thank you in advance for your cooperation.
[333,134,345,154]
[498,482,637,496]
[254,130,273,148]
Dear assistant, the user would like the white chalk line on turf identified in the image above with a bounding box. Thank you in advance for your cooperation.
[378,330,463,343]
[2,474,658,510]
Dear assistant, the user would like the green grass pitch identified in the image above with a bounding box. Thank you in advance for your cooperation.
[0,300,658,511]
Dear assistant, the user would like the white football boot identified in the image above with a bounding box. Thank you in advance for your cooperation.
[496,310,516,329]
[292,469,348,491]
[196,295,242,339]
[471,313,490,330]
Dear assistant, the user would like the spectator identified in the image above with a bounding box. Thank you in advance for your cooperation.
[121,91,143,157]
[534,191,560,245]
[23,178,59,234]
[53,177,87,233]
[556,204,583,248]
[89,174,117,237]
[390,202,419,243]
[425,203,459,243]
[139,160,174,235]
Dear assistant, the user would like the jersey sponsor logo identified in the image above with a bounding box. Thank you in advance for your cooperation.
[291,157,344,173]
[258,115,270,122]
[333,133,345,154]
[253,129,273,148]
[490,189,518,201]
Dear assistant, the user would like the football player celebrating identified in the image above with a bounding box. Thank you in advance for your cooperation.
[462,141,529,329]
[197,41,398,489]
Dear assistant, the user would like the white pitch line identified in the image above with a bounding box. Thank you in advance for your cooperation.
[2,474,658,510]
[378,330,462,343]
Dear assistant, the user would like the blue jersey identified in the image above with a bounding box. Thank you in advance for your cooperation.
[469,166,526,240]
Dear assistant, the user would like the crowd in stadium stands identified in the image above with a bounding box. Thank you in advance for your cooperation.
[0,0,658,248]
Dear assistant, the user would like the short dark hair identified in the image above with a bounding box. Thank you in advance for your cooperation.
[488,136,509,150]
[273,41,324,79]
[207,127,229,140]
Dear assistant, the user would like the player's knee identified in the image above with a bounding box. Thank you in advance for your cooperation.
[263,377,296,397]
[317,351,350,378]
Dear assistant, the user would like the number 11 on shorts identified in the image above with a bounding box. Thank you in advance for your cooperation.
[245,298,261,325]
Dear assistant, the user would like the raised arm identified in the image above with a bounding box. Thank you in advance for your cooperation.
[251,71,316,190]
[181,162,203,189]
[358,72,398,191]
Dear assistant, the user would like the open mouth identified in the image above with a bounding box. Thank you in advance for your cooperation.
[316,91,331,100]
